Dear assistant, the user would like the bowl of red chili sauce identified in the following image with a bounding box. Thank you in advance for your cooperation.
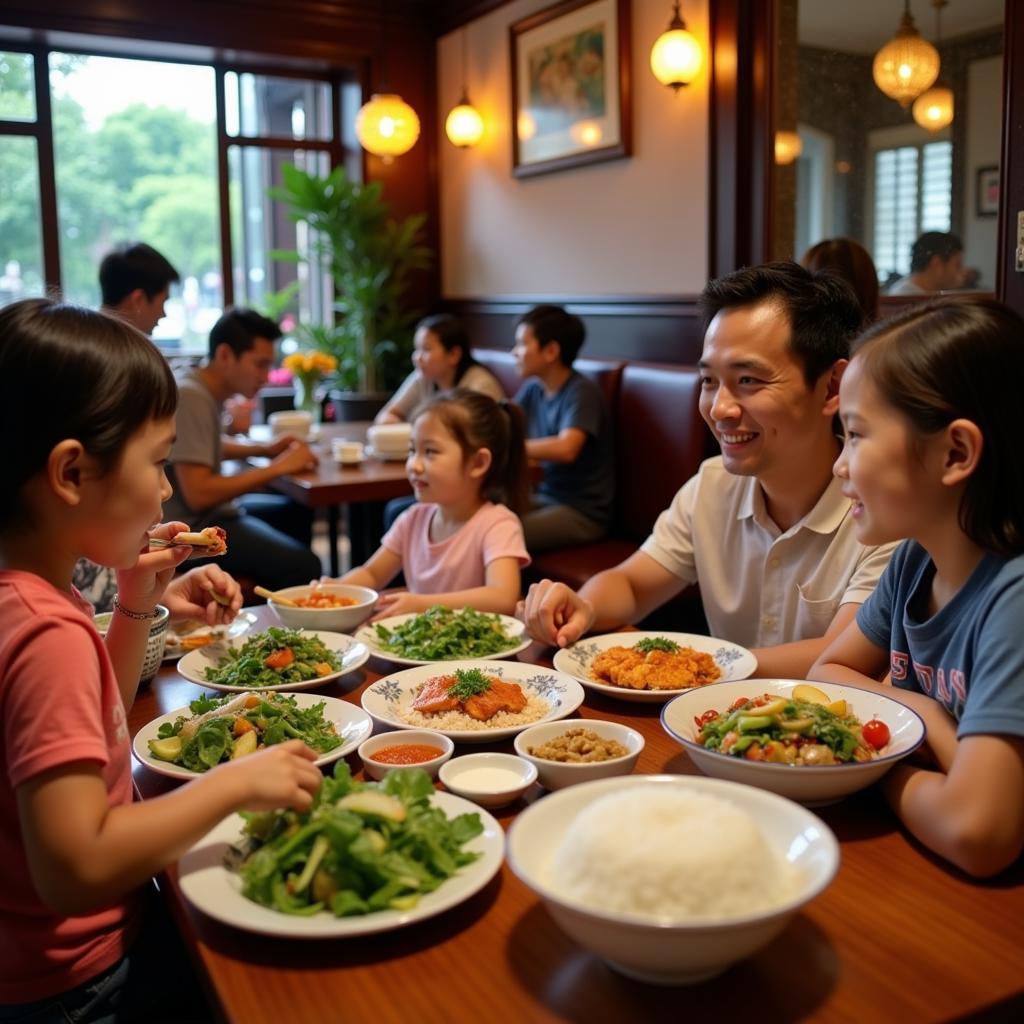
[358,729,455,781]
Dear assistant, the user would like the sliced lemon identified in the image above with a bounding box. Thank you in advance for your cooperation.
[792,683,830,705]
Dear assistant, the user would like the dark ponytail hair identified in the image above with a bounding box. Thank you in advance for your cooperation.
[415,387,530,514]
[852,297,1024,557]
[417,314,477,383]
[0,298,177,529]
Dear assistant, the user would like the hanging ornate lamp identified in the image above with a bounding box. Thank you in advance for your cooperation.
[912,1,953,131]
[355,3,420,161]
[650,1,703,91]
[445,26,484,147]
[872,0,940,107]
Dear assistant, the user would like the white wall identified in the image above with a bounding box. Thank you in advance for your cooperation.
[963,55,1001,290]
[437,0,709,298]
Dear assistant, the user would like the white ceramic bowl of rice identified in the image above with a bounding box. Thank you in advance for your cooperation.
[507,774,839,985]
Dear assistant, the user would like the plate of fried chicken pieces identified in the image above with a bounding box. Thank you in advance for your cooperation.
[553,632,756,704]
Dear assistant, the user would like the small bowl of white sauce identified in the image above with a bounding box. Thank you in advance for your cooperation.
[439,752,538,808]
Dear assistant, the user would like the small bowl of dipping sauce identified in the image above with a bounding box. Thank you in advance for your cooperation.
[358,730,454,781]
[439,753,538,808]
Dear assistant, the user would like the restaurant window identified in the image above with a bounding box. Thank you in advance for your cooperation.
[0,51,45,305]
[872,139,953,282]
[0,42,351,344]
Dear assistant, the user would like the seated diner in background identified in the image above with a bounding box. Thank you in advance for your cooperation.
[885,231,966,296]
[375,313,505,424]
[809,298,1024,878]
[800,237,879,324]
[98,241,179,338]
[520,262,897,680]
[335,388,530,618]
[162,308,323,591]
[513,304,614,552]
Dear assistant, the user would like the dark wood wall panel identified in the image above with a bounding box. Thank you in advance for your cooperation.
[446,296,706,365]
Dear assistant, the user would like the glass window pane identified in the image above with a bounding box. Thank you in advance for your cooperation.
[225,72,333,140]
[0,51,36,121]
[0,135,45,305]
[228,145,332,325]
[49,53,221,353]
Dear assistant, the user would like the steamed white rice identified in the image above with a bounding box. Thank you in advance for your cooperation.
[549,787,798,921]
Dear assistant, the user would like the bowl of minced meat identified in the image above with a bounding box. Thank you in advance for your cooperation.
[514,719,644,789]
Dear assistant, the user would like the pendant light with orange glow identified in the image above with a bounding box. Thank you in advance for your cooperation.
[650,1,703,91]
[445,25,484,148]
[872,0,940,107]
[355,2,421,161]
[912,0,953,131]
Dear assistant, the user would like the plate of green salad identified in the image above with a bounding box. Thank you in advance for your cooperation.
[177,627,369,693]
[132,691,373,781]
[354,606,530,665]
[177,763,505,937]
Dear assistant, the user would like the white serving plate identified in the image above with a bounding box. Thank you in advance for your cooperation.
[361,660,585,742]
[178,792,504,938]
[161,611,258,661]
[177,630,369,693]
[132,693,373,781]
[553,631,756,704]
[661,679,926,805]
[355,612,530,666]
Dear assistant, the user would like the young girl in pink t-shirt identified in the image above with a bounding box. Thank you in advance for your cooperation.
[340,388,530,617]
[0,300,322,1019]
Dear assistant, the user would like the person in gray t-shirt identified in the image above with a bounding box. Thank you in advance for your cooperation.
[165,309,322,590]
[512,305,613,552]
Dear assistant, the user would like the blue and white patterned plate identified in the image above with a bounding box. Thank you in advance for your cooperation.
[553,631,756,705]
[360,660,585,742]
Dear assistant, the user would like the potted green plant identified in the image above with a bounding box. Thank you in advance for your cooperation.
[269,163,432,419]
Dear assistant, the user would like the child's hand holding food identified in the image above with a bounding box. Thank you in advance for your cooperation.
[164,565,243,625]
[116,521,192,613]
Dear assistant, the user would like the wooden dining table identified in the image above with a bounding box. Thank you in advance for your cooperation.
[252,422,412,574]
[131,608,1024,1024]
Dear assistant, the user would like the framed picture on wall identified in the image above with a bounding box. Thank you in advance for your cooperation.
[976,165,999,217]
[510,0,631,179]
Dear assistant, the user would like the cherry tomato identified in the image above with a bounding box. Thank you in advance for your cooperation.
[693,709,720,729]
[729,697,751,712]
[744,743,766,761]
[862,718,891,750]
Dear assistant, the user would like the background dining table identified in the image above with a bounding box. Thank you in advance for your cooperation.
[250,422,411,574]
[131,607,1024,1024]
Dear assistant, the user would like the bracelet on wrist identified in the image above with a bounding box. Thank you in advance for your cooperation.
[112,594,158,621]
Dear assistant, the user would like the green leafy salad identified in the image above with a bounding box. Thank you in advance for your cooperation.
[231,763,483,917]
[373,605,518,660]
[203,627,341,688]
[149,692,342,772]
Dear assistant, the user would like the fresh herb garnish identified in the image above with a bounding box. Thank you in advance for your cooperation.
[447,668,492,701]
[634,636,681,654]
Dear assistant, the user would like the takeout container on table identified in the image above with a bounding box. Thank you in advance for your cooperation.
[267,409,314,439]
[94,604,169,684]
[266,584,378,632]
[661,679,926,806]
[507,774,839,985]
[439,753,538,808]
[513,719,644,790]
[358,730,454,781]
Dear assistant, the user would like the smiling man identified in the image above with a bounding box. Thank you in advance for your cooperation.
[520,262,898,677]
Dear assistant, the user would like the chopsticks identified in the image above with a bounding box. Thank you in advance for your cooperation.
[254,585,298,607]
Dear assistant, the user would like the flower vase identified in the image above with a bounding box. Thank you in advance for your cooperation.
[293,375,322,424]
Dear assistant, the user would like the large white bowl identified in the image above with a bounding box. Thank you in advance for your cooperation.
[506,774,839,985]
[661,679,926,805]
[513,719,644,790]
[266,585,378,632]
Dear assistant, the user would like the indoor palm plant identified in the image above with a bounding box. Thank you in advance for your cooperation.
[269,164,432,410]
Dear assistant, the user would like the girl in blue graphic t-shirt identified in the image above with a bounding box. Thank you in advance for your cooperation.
[811,298,1024,878]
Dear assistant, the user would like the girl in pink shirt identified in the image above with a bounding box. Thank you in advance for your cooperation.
[0,300,322,1020]
[341,388,530,617]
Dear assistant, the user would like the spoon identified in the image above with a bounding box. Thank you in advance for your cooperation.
[254,585,299,607]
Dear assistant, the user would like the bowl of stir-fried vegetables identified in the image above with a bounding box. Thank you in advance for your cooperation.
[177,627,369,693]
[661,680,926,805]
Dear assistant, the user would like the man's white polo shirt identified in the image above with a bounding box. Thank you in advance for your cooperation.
[640,457,897,649]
